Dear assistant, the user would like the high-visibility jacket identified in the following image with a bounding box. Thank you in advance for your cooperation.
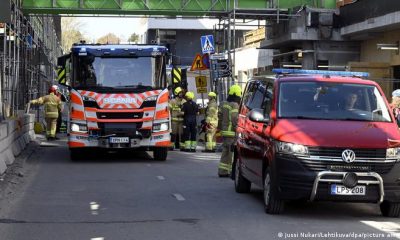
[169,97,186,122]
[31,93,62,119]
[206,99,218,126]
[218,101,239,137]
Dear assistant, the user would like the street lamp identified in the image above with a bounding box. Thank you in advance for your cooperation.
[377,42,399,54]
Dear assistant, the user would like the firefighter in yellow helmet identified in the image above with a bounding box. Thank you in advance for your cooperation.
[169,87,186,150]
[181,91,199,152]
[30,86,62,141]
[204,91,218,152]
[218,84,241,177]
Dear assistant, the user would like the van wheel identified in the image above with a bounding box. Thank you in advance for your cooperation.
[263,167,284,214]
[154,148,168,161]
[234,158,251,193]
[380,201,400,217]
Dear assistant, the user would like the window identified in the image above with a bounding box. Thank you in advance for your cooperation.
[241,82,255,107]
[278,81,391,122]
[247,83,266,109]
[262,83,274,116]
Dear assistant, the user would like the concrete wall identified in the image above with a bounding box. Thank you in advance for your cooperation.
[0,114,35,174]
[360,29,400,65]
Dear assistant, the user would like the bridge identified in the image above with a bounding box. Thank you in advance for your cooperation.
[22,0,336,16]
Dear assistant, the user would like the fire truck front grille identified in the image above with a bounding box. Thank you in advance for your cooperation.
[96,112,144,120]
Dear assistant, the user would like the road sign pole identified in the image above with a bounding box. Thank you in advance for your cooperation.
[199,69,205,116]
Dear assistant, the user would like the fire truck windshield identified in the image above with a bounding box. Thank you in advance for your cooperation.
[73,55,163,90]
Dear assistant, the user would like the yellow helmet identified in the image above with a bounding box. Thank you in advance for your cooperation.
[185,91,195,100]
[174,87,183,95]
[228,84,242,97]
[208,92,217,98]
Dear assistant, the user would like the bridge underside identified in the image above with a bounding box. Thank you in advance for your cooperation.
[21,0,335,16]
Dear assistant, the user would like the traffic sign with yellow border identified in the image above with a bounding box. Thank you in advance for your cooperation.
[197,87,207,94]
[195,76,207,88]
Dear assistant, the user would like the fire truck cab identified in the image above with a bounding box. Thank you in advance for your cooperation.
[57,44,171,161]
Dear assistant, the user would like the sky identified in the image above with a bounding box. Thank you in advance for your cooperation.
[77,17,143,42]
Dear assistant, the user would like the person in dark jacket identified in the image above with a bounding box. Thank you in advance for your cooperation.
[181,91,198,152]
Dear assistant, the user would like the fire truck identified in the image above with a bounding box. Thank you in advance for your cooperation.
[57,44,171,160]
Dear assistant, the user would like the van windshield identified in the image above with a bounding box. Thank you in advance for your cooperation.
[278,82,392,122]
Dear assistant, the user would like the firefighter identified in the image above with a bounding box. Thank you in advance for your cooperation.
[218,84,241,177]
[53,85,66,134]
[30,86,62,141]
[181,91,198,152]
[204,91,218,152]
[169,87,186,149]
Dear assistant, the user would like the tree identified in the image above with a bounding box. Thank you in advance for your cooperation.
[61,17,86,53]
[96,33,121,44]
[128,33,140,43]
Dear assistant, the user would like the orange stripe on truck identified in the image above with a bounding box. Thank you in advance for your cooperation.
[71,93,83,105]
[155,141,171,147]
[155,109,169,119]
[68,141,85,148]
[71,110,85,120]
[157,92,169,104]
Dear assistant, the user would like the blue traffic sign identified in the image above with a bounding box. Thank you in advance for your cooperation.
[201,35,215,54]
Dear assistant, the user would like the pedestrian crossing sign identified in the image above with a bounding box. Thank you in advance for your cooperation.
[201,35,215,54]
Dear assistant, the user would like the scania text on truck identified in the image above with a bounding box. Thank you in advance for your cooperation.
[57,44,171,161]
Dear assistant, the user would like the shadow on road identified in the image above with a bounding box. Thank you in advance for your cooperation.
[247,189,384,219]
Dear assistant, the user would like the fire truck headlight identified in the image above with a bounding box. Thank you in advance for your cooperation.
[153,122,169,132]
[71,123,88,133]
[144,96,158,102]
[82,96,96,102]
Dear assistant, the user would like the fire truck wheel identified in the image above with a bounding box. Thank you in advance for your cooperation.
[70,148,84,161]
[154,148,168,161]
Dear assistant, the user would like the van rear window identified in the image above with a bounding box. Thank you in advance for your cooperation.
[278,82,391,122]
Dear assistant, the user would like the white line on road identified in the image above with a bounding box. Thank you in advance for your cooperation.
[157,176,165,180]
[172,193,186,201]
[90,202,100,211]
[361,221,400,239]
[91,238,105,240]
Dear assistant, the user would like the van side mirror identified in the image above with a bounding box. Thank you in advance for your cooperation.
[249,108,270,123]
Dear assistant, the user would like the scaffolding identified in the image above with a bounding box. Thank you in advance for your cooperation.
[0,0,62,120]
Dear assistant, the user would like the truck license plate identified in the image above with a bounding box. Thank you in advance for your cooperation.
[331,185,366,195]
[109,137,129,144]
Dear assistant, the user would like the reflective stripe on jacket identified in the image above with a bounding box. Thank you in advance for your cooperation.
[169,97,186,122]
[31,93,61,119]
[218,101,239,137]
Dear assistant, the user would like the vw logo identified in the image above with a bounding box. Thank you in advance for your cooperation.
[342,149,356,163]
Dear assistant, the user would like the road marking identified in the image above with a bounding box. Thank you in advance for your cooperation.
[90,202,100,215]
[157,176,165,180]
[91,238,104,240]
[172,193,186,201]
[361,221,400,239]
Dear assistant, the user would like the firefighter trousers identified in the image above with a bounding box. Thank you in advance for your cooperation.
[171,120,184,149]
[218,136,235,176]
[183,117,197,150]
[45,117,57,138]
[205,125,217,151]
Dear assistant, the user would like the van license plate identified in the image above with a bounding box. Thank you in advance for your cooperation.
[331,185,366,195]
[109,137,129,144]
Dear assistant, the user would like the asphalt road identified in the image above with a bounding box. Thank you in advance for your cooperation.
[1,137,400,240]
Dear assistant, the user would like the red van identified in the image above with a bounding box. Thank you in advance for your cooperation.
[234,69,400,217]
